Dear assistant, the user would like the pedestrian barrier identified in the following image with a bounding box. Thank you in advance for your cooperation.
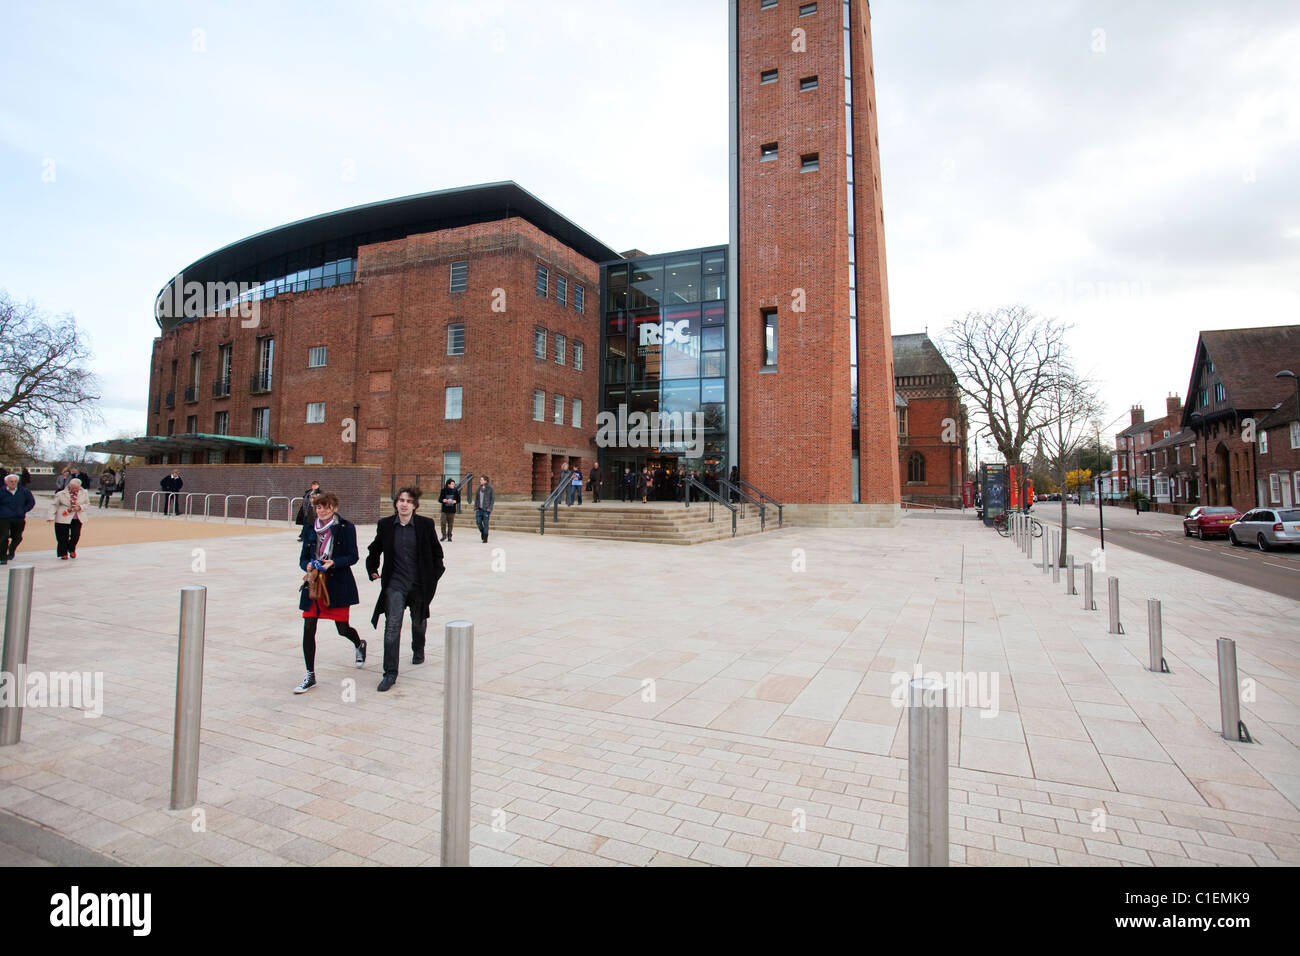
[1216,638,1253,744]
[1107,577,1124,634]
[442,620,474,867]
[1066,555,1076,595]
[203,493,224,521]
[1083,563,1096,610]
[0,565,34,747]
[1147,600,1170,673]
[907,677,948,867]
[243,495,268,524]
[1050,532,1060,583]
[171,586,207,810]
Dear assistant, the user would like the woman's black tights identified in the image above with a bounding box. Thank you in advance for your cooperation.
[302,617,362,672]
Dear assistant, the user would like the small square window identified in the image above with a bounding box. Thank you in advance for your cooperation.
[308,346,327,367]
[303,455,324,465]
[760,142,778,162]
[450,260,468,293]
[445,386,463,420]
[800,75,818,91]
[536,265,549,298]
[801,153,820,172]
[574,341,584,371]
[533,389,545,421]
[306,402,325,423]
[534,327,547,359]
[553,395,565,425]
[799,2,817,15]
[760,69,778,85]
[447,323,465,356]
[761,0,777,8]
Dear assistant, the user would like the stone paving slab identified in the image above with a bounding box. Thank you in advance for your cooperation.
[0,510,1296,866]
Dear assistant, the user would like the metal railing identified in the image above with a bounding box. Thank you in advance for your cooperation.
[683,475,737,536]
[134,490,296,523]
[737,478,783,527]
[183,385,198,403]
[212,379,231,399]
[250,371,272,394]
[717,478,765,532]
[538,472,574,534]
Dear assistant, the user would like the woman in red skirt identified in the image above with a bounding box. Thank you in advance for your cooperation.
[294,491,366,693]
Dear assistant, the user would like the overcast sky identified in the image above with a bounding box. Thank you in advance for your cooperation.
[2,0,1297,455]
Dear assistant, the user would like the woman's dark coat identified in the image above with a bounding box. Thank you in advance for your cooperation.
[298,518,361,612]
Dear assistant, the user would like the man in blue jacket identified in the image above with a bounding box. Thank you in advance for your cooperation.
[0,472,37,564]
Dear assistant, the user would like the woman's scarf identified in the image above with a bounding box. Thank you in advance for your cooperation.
[314,514,338,561]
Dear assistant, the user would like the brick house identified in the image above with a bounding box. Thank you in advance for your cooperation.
[1143,428,1199,505]
[892,333,966,506]
[1180,325,1300,513]
[1113,395,1183,500]
[1255,391,1300,509]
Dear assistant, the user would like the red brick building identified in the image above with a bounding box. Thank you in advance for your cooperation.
[892,333,966,506]
[1114,395,1183,500]
[1180,325,1300,513]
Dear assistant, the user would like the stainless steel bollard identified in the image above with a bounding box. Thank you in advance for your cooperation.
[1107,577,1124,634]
[907,677,948,867]
[1066,555,1076,595]
[1027,524,1034,560]
[170,586,207,809]
[1051,532,1060,582]
[1083,563,1095,610]
[442,620,475,866]
[1,566,35,747]
[1042,532,1051,573]
[1216,638,1251,743]
[1147,600,1168,672]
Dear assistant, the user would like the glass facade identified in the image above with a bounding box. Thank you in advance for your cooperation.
[600,246,730,494]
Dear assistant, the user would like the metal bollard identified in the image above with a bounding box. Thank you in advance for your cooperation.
[1066,555,1076,595]
[907,677,948,867]
[1026,524,1034,560]
[442,620,475,866]
[1051,532,1060,582]
[170,586,207,809]
[1042,532,1051,573]
[1083,563,1096,610]
[1216,638,1252,743]
[1107,577,1124,634]
[1,566,35,747]
[1147,600,1168,673]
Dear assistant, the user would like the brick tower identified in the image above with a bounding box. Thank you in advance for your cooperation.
[730,0,900,525]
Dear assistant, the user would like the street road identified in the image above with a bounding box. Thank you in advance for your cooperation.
[1028,502,1300,601]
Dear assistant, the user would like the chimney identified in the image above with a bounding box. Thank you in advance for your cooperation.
[1130,405,1145,426]
[1166,393,1182,417]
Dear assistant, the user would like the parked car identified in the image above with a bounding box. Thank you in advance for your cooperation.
[1228,508,1300,551]
[1183,506,1241,540]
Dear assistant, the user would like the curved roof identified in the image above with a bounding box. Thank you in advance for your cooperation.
[155,181,618,331]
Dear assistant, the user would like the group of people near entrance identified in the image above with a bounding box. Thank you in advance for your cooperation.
[291,475,495,696]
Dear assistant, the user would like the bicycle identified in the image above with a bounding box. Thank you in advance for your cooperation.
[993,511,1042,538]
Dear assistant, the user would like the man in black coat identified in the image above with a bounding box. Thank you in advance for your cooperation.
[160,469,183,515]
[365,486,445,692]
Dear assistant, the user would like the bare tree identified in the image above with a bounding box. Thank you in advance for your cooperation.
[939,306,1072,477]
[0,290,102,448]
[1032,367,1105,565]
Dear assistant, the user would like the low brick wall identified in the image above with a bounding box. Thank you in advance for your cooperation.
[125,464,383,523]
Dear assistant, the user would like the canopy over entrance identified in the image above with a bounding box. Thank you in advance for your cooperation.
[84,433,291,460]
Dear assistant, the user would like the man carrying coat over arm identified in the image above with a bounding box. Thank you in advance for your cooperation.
[366,486,445,692]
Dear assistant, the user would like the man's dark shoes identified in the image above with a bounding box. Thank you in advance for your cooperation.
[412,651,424,665]
[377,676,396,692]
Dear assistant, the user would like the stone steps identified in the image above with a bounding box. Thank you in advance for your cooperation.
[486,501,770,545]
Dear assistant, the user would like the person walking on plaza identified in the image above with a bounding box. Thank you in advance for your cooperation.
[293,491,366,694]
[160,469,183,515]
[474,475,495,542]
[640,466,652,503]
[589,463,601,503]
[439,478,460,541]
[366,487,444,692]
[621,467,634,502]
[0,472,37,565]
[55,467,70,492]
[296,480,321,541]
[97,468,116,508]
[567,467,583,506]
[49,477,90,559]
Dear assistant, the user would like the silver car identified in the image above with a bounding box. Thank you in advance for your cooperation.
[1228,508,1300,551]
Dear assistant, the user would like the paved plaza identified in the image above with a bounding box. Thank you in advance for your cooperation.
[0,506,1297,866]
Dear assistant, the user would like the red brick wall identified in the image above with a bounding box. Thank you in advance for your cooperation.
[736,0,897,505]
[126,464,383,522]
[145,218,600,500]
[899,392,965,504]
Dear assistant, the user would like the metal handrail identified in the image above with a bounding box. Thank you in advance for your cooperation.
[449,473,474,514]
[183,492,204,517]
[737,478,783,527]
[267,496,291,522]
[683,475,737,536]
[718,478,765,532]
[538,471,575,535]
[224,494,243,521]
[203,493,222,520]
[134,490,163,516]
[244,495,267,524]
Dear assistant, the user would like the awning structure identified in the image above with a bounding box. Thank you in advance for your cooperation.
[84,433,291,457]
